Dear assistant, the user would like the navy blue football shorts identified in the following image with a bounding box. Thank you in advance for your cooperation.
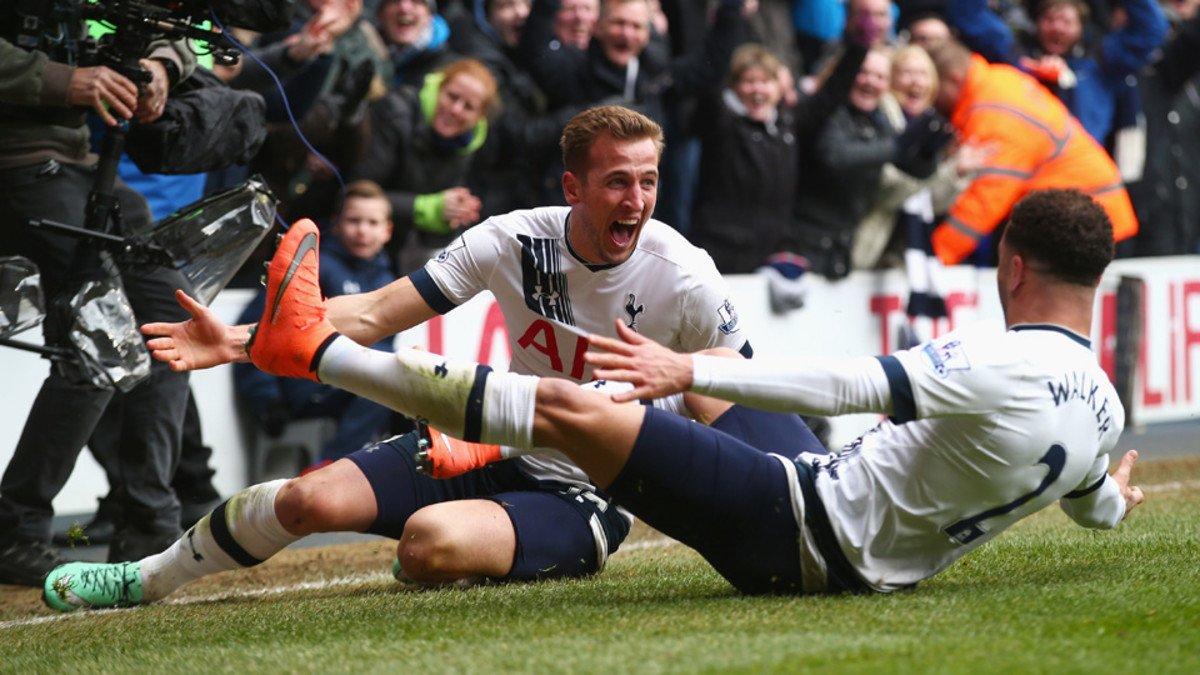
[347,431,630,581]
[607,405,830,595]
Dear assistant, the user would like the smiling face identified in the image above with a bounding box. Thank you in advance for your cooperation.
[849,50,891,112]
[734,64,782,122]
[489,0,531,48]
[597,0,651,69]
[891,49,935,116]
[432,71,490,138]
[556,0,600,48]
[563,134,659,265]
[1037,3,1084,56]
[378,0,433,48]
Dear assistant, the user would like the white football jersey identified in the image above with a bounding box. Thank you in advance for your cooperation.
[691,320,1126,592]
[413,206,747,485]
[812,322,1126,591]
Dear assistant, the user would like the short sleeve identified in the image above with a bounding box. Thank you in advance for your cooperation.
[676,255,746,353]
[885,323,1014,421]
[420,222,496,306]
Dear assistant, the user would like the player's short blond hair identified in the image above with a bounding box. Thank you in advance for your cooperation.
[559,105,664,176]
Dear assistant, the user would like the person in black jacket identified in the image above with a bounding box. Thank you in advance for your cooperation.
[689,37,872,275]
[518,0,742,123]
[516,0,745,206]
[791,46,946,280]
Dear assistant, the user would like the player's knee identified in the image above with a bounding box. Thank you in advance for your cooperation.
[395,512,457,580]
[535,378,594,422]
[274,477,339,536]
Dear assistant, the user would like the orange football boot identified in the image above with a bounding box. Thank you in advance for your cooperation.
[414,422,502,478]
[246,218,338,381]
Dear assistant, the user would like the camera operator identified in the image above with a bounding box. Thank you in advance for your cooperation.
[0,3,200,586]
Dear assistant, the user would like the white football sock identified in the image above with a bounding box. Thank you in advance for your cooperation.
[317,337,538,448]
[138,480,297,601]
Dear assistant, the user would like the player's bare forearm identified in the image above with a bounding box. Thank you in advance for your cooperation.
[141,289,252,371]
[325,276,438,346]
[587,320,694,402]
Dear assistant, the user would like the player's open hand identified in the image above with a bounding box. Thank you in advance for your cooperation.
[1112,449,1145,520]
[141,290,248,371]
[586,319,694,402]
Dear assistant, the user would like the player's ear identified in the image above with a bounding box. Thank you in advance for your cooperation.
[563,171,582,205]
[1008,252,1026,292]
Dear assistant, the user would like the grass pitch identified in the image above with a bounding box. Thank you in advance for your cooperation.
[2,457,1198,674]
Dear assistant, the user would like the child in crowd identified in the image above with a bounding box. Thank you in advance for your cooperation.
[233,180,406,474]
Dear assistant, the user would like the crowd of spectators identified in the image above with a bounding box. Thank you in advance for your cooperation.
[190,0,1200,291]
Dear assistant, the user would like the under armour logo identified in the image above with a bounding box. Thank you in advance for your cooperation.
[532,284,559,306]
[434,362,449,378]
[624,293,644,329]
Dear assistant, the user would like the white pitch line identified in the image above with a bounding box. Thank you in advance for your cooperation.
[615,536,677,552]
[0,572,392,631]
[0,544,681,631]
[1141,479,1200,494]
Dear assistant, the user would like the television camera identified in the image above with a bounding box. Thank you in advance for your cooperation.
[2,1,290,389]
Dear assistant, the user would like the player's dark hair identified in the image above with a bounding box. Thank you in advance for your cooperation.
[560,105,664,176]
[1004,189,1113,285]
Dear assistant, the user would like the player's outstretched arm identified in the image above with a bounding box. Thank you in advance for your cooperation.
[587,320,694,402]
[140,289,254,371]
[1112,449,1145,520]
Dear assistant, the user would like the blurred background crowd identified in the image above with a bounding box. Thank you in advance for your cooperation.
[189,0,1199,287]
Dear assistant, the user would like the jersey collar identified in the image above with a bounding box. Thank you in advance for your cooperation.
[563,213,624,272]
[1010,323,1091,349]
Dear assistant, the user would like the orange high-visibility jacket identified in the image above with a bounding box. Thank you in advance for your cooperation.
[931,54,1137,264]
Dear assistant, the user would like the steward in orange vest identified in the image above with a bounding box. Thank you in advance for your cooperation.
[928,42,1137,264]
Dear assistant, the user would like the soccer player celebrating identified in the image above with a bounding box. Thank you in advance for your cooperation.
[48,187,1144,605]
[42,106,770,609]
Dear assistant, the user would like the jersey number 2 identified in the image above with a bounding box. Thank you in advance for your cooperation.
[942,444,1066,545]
